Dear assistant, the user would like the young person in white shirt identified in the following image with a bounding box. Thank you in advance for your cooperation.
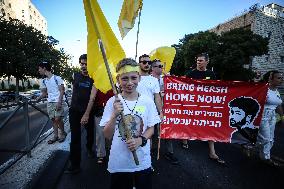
[37,61,66,144]
[100,58,160,189]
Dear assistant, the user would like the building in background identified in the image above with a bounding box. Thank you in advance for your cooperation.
[210,3,284,94]
[0,0,47,90]
[0,0,47,35]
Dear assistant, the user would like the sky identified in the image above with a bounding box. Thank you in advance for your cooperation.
[32,0,283,66]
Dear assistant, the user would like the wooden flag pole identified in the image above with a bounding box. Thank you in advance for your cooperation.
[98,39,139,165]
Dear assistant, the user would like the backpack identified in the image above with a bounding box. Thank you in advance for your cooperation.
[43,75,70,107]
[93,89,114,116]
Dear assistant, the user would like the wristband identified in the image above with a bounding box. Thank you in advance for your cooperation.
[140,136,147,147]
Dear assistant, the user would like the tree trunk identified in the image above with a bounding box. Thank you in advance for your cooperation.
[7,76,10,89]
[16,77,19,102]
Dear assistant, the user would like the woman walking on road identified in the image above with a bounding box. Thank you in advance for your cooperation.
[257,70,284,167]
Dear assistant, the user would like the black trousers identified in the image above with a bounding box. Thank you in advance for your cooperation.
[69,109,94,167]
[110,168,152,189]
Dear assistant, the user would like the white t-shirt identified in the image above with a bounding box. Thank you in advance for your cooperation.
[40,75,64,103]
[264,89,283,110]
[137,75,160,100]
[100,94,160,173]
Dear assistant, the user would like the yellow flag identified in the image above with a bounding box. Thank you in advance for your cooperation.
[83,0,126,93]
[118,0,143,39]
[149,46,176,73]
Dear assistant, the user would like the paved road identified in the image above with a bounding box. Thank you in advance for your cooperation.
[0,102,68,166]
[42,123,284,189]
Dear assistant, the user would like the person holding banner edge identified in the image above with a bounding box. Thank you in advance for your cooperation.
[256,70,284,167]
[100,58,160,189]
[151,59,179,165]
[184,52,225,164]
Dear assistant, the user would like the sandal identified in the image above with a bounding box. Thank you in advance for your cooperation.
[48,137,58,144]
[209,156,225,164]
[58,137,66,143]
[97,157,104,164]
[262,159,281,167]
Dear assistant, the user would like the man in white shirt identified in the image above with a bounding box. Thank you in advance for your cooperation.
[37,61,66,144]
[151,59,179,165]
[137,54,163,119]
[136,54,163,163]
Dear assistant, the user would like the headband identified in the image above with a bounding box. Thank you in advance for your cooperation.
[117,65,140,75]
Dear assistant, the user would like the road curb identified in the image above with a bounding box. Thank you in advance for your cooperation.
[29,150,69,189]
[0,122,70,189]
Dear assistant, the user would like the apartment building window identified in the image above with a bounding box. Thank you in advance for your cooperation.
[0,0,4,5]
[267,31,272,39]
[22,10,24,13]
[30,15,32,20]
[281,56,284,63]
[1,8,5,17]
[8,3,11,8]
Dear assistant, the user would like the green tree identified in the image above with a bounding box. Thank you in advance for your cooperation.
[215,28,268,80]
[171,28,268,81]
[0,18,72,97]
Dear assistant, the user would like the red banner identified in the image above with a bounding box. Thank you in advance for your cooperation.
[160,76,268,143]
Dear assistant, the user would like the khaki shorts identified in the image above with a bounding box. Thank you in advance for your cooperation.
[47,102,64,119]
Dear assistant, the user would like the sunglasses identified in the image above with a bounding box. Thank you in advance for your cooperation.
[153,65,163,68]
[140,61,152,65]
[80,63,87,66]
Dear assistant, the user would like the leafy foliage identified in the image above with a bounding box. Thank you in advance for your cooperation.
[171,28,268,81]
[0,18,74,94]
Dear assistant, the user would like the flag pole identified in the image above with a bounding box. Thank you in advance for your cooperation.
[134,7,142,61]
[86,0,139,165]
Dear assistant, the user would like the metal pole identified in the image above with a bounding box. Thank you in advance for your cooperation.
[0,104,23,130]
[23,98,31,158]
[135,8,142,61]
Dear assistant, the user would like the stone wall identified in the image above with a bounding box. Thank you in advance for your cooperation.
[252,11,284,92]
[210,12,254,34]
